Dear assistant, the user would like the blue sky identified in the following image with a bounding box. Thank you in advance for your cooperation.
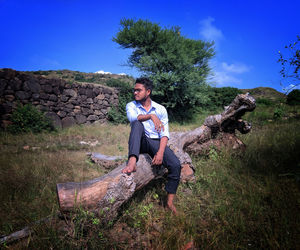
[1,0,299,92]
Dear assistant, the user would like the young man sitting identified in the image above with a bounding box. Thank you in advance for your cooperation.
[122,77,181,214]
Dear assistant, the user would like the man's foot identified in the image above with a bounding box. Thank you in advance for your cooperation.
[167,193,177,215]
[122,156,137,174]
[122,164,136,174]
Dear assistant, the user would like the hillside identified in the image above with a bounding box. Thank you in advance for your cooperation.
[241,87,286,103]
[24,69,135,86]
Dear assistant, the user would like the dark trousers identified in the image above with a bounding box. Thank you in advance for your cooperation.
[128,120,181,194]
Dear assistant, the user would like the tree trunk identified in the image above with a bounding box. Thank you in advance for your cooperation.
[57,93,256,220]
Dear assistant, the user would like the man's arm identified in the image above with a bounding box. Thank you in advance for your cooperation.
[137,114,164,133]
[152,136,168,165]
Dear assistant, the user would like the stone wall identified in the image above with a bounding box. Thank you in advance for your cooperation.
[0,68,119,128]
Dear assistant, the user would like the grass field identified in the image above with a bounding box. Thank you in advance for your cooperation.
[0,103,299,249]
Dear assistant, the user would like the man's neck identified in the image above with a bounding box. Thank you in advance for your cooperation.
[139,97,152,112]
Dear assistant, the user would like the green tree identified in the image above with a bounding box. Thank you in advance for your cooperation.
[278,35,300,93]
[206,87,242,109]
[113,18,215,120]
[287,89,300,105]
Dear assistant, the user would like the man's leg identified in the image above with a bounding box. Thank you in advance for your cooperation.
[122,120,146,174]
[162,146,181,214]
[144,139,181,214]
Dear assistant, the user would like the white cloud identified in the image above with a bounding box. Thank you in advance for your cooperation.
[221,62,251,74]
[210,71,242,86]
[199,17,223,42]
[209,61,252,86]
[95,70,112,75]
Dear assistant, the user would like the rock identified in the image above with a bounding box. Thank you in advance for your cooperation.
[181,164,195,182]
[75,114,87,124]
[0,79,7,95]
[41,84,52,93]
[11,77,22,91]
[78,88,86,95]
[4,95,15,102]
[63,89,77,97]
[94,110,102,116]
[49,94,58,102]
[52,87,60,95]
[80,95,87,101]
[61,116,76,128]
[32,93,40,100]
[103,88,112,94]
[45,112,62,129]
[57,111,67,118]
[65,104,74,109]
[23,80,41,93]
[60,95,69,102]
[93,88,100,95]
[86,98,93,104]
[15,91,30,100]
[40,93,49,100]
[96,94,105,100]
[87,115,99,121]
[85,89,94,98]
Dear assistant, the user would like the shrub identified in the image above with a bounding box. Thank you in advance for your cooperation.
[7,104,55,134]
[273,105,285,120]
[287,89,300,105]
[107,79,133,124]
[256,98,273,106]
[74,73,85,81]
[206,87,242,110]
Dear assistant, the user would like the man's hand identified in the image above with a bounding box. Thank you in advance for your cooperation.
[151,114,164,132]
[152,151,164,165]
[152,136,168,166]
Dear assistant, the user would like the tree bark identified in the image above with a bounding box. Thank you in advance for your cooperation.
[56,93,256,220]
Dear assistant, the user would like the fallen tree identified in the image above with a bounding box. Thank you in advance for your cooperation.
[57,93,256,221]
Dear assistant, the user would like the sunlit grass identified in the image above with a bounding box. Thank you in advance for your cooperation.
[1,105,299,249]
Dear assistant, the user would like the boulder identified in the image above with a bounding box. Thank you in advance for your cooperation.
[23,80,41,93]
[87,115,99,121]
[63,89,77,97]
[75,114,87,124]
[61,116,76,128]
[41,84,52,93]
[45,112,62,129]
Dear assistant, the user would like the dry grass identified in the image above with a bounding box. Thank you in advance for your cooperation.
[1,106,300,249]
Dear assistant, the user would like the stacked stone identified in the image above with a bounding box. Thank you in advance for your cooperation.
[0,68,119,129]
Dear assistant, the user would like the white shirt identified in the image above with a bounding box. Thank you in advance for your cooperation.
[126,100,170,139]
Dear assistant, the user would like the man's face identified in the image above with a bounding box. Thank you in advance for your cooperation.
[133,83,150,102]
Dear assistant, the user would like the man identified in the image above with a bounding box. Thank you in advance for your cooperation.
[122,77,181,214]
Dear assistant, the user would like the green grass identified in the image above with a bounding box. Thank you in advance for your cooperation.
[0,105,299,249]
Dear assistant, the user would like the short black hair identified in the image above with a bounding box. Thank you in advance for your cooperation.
[135,77,153,94]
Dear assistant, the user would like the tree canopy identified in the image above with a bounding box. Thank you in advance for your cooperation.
[113,18,215,120]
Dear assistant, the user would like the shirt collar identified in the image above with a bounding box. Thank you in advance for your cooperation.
[135,100,157,111]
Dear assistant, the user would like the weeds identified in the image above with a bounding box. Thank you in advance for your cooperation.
[1,106,299,249]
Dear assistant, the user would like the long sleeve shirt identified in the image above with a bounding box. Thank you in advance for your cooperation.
[126,100,170,139]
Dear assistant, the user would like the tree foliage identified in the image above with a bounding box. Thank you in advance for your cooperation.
[287,89,300,105]
[278,35,300,93]
[206,87,242,109]
[113,18,215,120]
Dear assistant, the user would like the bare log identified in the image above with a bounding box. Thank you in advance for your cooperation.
[56,93,256,220]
